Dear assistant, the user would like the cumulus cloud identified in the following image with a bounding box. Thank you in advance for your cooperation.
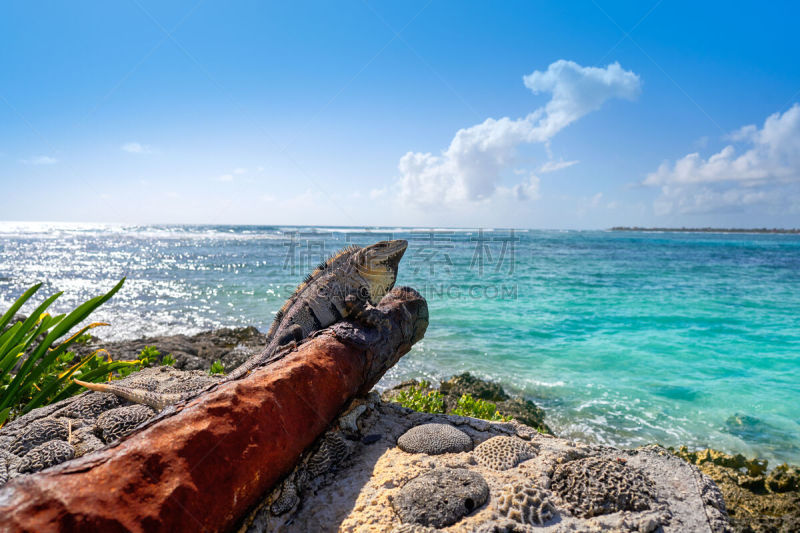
[397,60,641,206]
[645,104,800,214]
[122,142,153,154]
[21,155,58,165]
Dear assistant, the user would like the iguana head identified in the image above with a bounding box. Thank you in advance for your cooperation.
[353,239,408,303]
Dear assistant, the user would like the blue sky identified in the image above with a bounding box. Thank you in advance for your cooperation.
[2,1,799,228]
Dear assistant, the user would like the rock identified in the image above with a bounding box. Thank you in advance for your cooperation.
[362,434,381,445]
[473,436,536,471]
[392,468,489,527]
[550,456,656,518]
[247,401,729,532]
[440,373,509,402]
[55,392,121,419]
[397,423,472,455]
[306,432,351,478]
[95,405,157,443]
[75,326,267,371]
[494,481,556,526]
[390,525,438,533]
[18,440,75,474]
[766,464,800,493]
[8,419,68,456]
[674,447,800,532]
[339,403,367,433]
[675,446,768,476]
[384,373,552,434]
[492,397,548,432]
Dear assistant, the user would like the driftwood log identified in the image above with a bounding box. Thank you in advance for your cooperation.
[0,286,428,533]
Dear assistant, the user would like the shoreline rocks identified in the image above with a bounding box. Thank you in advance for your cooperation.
[41,329,800,532]
[247,396,728,532]
[382,373,552,434]
[383,374,800,533]
[75,326,268,371]
[671,447,800,533]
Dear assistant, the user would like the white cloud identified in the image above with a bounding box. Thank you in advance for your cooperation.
[121,142,153,154]
[216,167,249,182]
[21,155,58,165]
[539,159,579,173]
[645,104,800,214]
[397,60,641,206]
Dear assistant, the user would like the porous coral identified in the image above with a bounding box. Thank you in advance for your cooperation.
[56,393,121,419]
[159,376,217,394]
[95,405,156,443]
[550,456,655,518]
[8,419,68,456]
[390,524,439,533]
[306,431,351,477]
[18,440,75,474]
[494,482,556,526]
[473,436,536,471]
[392,468,489,528]
[397,423,472,455]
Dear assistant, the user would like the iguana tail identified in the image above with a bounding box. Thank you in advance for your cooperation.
[73,379,186,411]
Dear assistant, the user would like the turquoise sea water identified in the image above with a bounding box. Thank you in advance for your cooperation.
[1,222,798,464]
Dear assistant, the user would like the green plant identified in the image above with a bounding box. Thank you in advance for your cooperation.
[0,279,139,426]
[116,346,177,378]
[209,360,225,375]
[451,393,512,422]
[395,380,445,414]
[138,345,161,366]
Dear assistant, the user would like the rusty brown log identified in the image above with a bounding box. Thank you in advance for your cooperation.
[0,287,428,533]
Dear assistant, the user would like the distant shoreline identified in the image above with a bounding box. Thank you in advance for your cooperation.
[611,226,800,234]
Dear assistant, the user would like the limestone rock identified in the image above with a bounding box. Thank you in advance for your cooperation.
[8,419,68,456]
[95,404,156,443]
[243,401,730,532]
[397,423,473,455]
[55,392,121,419]
[440,373,509,402]
[391,525,439,533]
[18,440,75,474]
[392,468,489,528]
[550,456,656,518]
[473,436,536,471]
[74,326,267,371]
[494,482,556,526]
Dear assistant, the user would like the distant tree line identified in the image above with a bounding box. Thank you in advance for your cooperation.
[610,227,800,234]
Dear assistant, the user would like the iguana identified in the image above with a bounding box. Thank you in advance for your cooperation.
[74,239,408,410]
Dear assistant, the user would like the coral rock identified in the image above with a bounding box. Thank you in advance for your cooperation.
[306,432,351,477]
[551,456,656,518]
[95,404,157,443]
[397,423,472,455]
[55,392,121,419]
[18,440,75,474]
[8,419,68,456]
[494,482,556,526]
[473,436,536,471]
[392,468,489,528]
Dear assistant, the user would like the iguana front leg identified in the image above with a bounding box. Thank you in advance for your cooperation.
[344,294,387,329]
